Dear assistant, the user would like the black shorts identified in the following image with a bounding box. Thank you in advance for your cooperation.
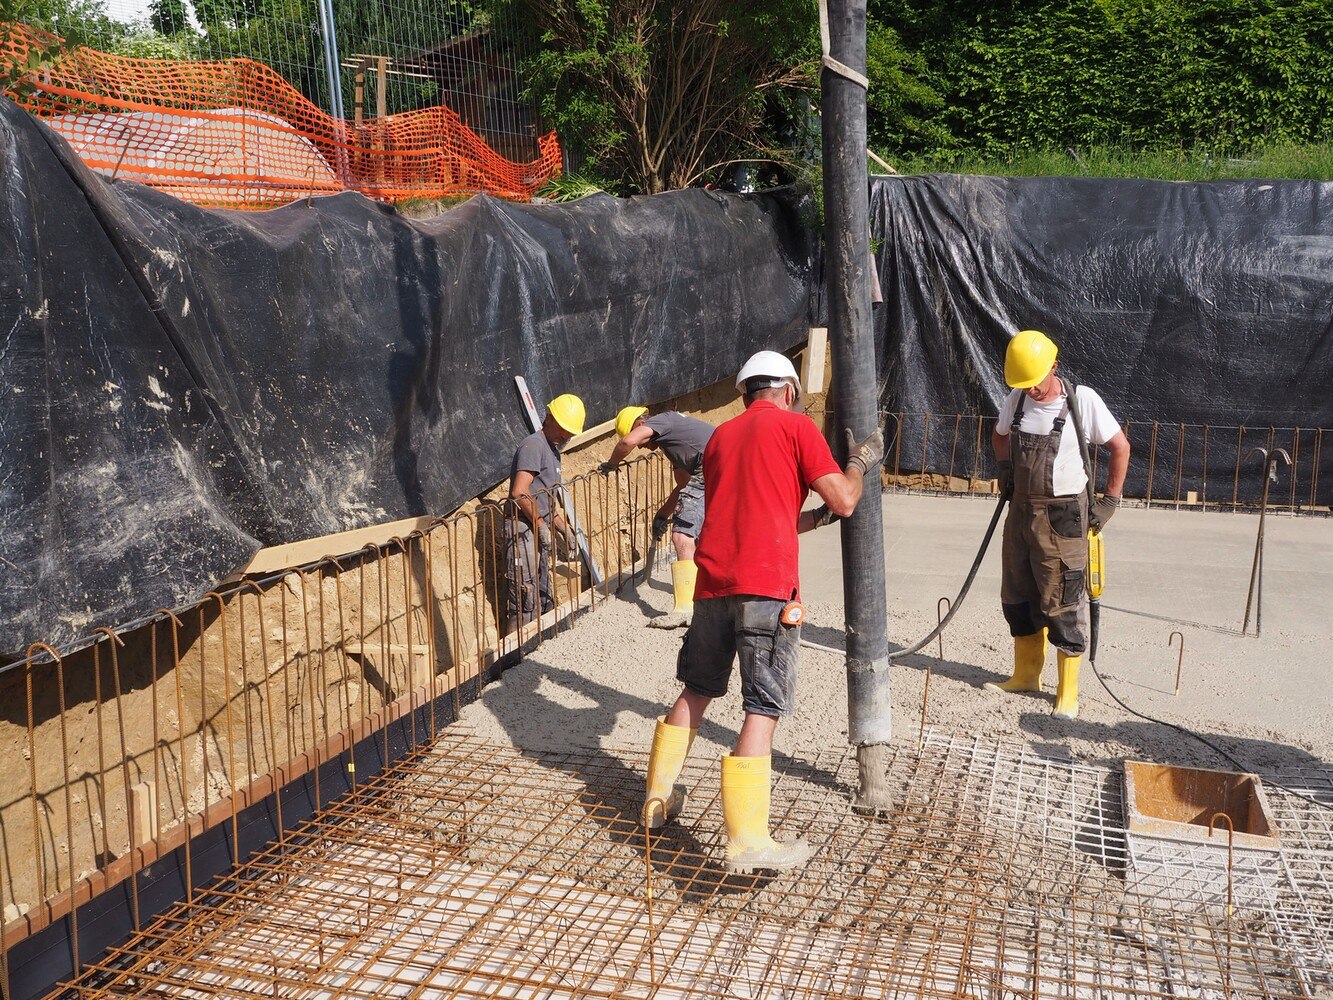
[676,595,800,717]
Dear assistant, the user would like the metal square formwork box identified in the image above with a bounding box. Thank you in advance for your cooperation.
[1122,760,1287,911]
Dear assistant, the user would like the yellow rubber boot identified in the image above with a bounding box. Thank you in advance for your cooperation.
[671,559,697,613]
[648,559,697,629]
[985,629,1047,693]
[642,718,696,829]
[1053,651,1080,719]
[721,755,813,874]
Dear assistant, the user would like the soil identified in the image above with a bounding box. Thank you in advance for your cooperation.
[0,375,744,923]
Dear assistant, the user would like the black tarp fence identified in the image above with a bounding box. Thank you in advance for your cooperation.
[870,174,1333,507]
[0,97,816,656]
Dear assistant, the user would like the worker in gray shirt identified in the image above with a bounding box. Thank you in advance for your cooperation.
[605,405,714,628]
[507,393,585,631]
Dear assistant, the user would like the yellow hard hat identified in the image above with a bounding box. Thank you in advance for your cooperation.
[1005,330,1058,388]
[615,405,648,438]
[547,393,586,434]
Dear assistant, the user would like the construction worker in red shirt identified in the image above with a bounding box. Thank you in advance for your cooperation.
[986,330,1130,719]
[640,351,883,873]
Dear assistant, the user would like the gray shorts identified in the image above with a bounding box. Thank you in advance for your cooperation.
[676,595,800,717]
[672,471,705,539]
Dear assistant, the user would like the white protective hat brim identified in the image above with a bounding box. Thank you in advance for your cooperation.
[736,350,801,391]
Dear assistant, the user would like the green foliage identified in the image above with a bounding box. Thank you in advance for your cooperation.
[103,24,197,59]
[864,18,945,155]
[0,0,115,92]
[874,0,1333,159]
[479,0,821,193]
[148,0,188,35]
[535,171,605,201]
[887,143,1333,182]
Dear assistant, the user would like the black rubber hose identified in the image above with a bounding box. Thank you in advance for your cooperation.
[888,492,1007,661]
[1086,592,1333,811]
[883,484,1333,812]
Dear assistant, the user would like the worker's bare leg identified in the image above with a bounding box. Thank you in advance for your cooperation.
[672,531,696,561]
[734,711,776,757]
[665,687,710,729]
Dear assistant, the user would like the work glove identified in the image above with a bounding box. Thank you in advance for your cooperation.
[598,461,617,475]
[810,504,840,528]
[844,427,885,476]
[537,522,553,552]
[1090,494,1121,532]
[555,521,577,559]
[997,460,1014,499]
[651,513,671,542]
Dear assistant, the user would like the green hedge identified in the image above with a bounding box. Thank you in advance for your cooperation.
[875,0,1333,158]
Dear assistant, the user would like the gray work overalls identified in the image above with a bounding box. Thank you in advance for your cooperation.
[1000,385,1089,653]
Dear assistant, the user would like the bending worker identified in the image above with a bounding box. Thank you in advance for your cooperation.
[506,393,585,631]
[640,351,883,873]
[604,405,715,628]
[987,330,1130,719]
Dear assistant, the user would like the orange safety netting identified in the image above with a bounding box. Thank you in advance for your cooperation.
[0,22,562,209]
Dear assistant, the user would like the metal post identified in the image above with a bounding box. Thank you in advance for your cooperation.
[1242,447,1290,636]
[316,0,345,123]
[821,0,892,811]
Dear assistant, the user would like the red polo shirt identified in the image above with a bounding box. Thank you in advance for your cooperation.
[694,401,842,601]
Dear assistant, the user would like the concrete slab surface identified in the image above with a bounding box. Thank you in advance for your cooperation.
[462,493,1333,775]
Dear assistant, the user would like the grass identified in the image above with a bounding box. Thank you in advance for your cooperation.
[877,144,1333,181]
[393,193,477,217]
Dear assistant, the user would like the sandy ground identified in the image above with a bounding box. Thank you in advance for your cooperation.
[461,493,1333,777]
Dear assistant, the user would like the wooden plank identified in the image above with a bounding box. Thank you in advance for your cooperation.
[867,147,898,175]
[802,327,828,394]
[375,56,388,119]
[565,416,616,450]
[130,781,157,849]
[233,514,436,576]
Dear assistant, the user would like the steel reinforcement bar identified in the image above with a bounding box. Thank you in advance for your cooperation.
[870,412,1331,514]
[0,454,674,996]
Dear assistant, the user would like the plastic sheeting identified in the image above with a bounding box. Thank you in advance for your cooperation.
[871,174,1333,501]
[0,97,816,655]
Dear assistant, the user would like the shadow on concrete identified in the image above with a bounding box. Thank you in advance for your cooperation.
[473,656,815,900]
[1017,711,1331,778]
[619,578,674,623]
[1101,603,1245,637]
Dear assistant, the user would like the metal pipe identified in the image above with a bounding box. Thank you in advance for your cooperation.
[821,0,892,812]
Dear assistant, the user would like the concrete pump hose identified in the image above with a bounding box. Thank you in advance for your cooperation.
[886,492,1008,661]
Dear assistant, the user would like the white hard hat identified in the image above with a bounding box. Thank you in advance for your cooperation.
[736,350,800,393]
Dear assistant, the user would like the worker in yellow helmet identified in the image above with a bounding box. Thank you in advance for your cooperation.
[603,404,715,628]
[986,331,1130,719]
[505,393,585,630]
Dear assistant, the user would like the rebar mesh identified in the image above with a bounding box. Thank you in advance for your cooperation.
[58,729,1333,998]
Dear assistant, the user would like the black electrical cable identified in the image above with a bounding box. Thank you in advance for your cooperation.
[887,492,1007,661]
[1084,624,1333,813]
[880,487,1333,812]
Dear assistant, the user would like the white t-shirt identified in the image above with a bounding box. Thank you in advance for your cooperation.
[996,383,1122,496]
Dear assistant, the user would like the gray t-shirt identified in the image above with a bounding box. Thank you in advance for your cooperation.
[644,412,714,473]
[510,430,563,520]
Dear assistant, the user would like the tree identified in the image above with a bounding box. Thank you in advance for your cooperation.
[1,0,119,93]
[864,16,945,157]
[485,0,817,193]
[149,0,190,35]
